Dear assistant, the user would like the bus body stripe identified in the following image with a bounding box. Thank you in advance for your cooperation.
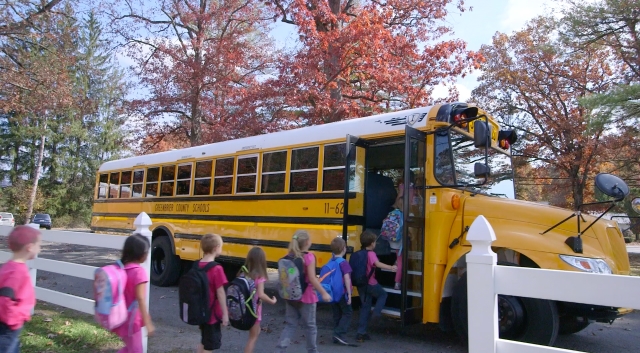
[94,192,354,203]
[92,213,364,225]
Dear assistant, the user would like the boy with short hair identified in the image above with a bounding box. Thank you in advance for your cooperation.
[0,226,42,351]
[329,237,353,346]
[197,234,229,353]
[356,230,397,343]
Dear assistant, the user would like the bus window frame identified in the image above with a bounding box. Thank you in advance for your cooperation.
[289,146,320,193]
[132,169,145,198]
[261,150,288,194]
[214,157,235,195]
[236,154,259,194]
[120,170,132,198]
[194,160,214,196]
[176,162,193,196]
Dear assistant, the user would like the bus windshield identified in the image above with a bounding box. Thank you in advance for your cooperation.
[435,129,515,198]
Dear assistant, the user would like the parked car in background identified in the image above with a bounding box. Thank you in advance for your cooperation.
[0,212,15,227]
[32,213,52,229]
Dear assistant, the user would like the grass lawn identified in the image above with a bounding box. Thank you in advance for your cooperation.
[20,302,122,353]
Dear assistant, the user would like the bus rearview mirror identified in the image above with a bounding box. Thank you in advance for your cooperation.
[474,121,491,148]
[474,163,490,178]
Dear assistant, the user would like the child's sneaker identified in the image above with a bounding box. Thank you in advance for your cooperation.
[333,335,350,346]
[356,333,371,342]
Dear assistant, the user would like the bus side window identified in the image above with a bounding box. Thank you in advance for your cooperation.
[120,171,132,198]
[146,167,159,197]
[109,172,120,199]
[98,174,108,199]
[194,160,213,195]
[214,158,234,195]
[237,156,258,193]
[262,151,287,193]
[176,163,192,196]
[323,143,346,191]
[161,165,176,197]
[132,169,144,197]
[290,147,319,192]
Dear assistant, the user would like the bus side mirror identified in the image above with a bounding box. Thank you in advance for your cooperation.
[474,162,490,178]
[631,197,640,215]
[474,121,491,148]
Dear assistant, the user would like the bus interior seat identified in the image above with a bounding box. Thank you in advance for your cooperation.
[365,171,397,230]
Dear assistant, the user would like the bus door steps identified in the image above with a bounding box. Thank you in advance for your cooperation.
[380,268,422,275]
[382,286,422,297]
[381,307,401,318]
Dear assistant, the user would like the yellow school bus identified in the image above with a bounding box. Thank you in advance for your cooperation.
[91,103,631,346]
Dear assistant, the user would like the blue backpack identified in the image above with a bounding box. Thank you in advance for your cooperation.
[316,257,345,303]
[349,250,374,287]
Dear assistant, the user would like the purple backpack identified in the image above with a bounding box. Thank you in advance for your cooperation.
[94,261,131,331]
[380,209,403,242]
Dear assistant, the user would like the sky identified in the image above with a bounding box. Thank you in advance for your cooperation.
[268,0,563,102]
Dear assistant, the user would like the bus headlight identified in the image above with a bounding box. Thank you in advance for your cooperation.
[559,255,612,274]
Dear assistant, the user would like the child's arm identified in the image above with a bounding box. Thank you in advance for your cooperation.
[256,281,277,305]
[343,273,352,305]
[306,257,331,302]
[374,260,398,272]
[135,283,154,336]
[216,285,229,326]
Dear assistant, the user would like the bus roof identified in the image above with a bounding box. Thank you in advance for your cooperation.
[99,106,435,172]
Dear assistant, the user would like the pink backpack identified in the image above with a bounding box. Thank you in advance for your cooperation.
[94,261,129,331]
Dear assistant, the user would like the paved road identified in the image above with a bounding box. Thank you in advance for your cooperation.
[2,238,640,353]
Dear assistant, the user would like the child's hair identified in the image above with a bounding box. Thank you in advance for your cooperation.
[330,237,346,256]
[360,230,377,249]
[244,247,268,280]
[201,233,222,254]
[288,230,310,258]
[121,233,150,264]
[7,226,40,252]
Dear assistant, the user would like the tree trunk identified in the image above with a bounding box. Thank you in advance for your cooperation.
[25,123,46,224]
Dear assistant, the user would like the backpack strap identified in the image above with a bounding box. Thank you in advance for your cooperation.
[196,260,222,322]
[0,287,16,301]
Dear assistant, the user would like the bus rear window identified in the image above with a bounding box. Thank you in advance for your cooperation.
[98,174,108,199]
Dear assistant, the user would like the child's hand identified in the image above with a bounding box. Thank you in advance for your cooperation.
[146,322,155,336]
[391,265,398,272]
[270,296,278,305]
[322,292,332,302]
[347,296,352,305]
[222,314,230,326]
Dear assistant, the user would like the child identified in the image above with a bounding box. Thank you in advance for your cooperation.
[114,233,155,353]
[198,234,229,353]
[389,197,404,290]
[243,247,277,353]
[275,230,331,353]
[356,230,397,343]
[329,237,353,346]
[0,226,41,352]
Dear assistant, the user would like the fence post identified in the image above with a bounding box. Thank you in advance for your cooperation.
[466,215,498,353]
[134,212,152,353]
[26,223,40,315]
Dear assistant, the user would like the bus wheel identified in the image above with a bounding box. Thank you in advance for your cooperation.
[558,315,590,335]
[450,271,559,346]
[150,236,181,287]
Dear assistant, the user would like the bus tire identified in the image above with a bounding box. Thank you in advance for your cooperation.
[558,315,590,335]
[150,236,181,287]
[450,271,559,346]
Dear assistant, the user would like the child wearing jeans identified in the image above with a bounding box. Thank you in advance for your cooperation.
[356,230,397,343]
[329,237,354,346]
[197,234,229,353]
[0,226,42,353]
[275,230,331,353]
[243,247,277,353]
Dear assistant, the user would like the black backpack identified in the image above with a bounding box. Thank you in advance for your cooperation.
[226,271,258,331]
[349,250,374,287]
[179,261,220,325]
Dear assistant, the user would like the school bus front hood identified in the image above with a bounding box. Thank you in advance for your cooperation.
[459,195,630,274]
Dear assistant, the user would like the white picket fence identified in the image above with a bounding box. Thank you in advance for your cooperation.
[467,215,640,353]
[0,212,152,353]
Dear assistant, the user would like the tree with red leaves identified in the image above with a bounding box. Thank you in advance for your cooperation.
[110,0,277,148]
[472,16,634,208]
[264,0,482,124]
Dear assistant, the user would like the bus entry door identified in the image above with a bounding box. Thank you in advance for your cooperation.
[401,126,426,326]
[342,135,368,242]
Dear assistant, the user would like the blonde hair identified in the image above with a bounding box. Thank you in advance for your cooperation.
[394,196,404,211]
[201,233,222,254]
[244,247,268,280]
[288,230,310,258]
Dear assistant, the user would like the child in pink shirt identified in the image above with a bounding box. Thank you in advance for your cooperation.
[275,230,331,353]
[242,247,277,353]
[114,233,155,353]
[0,226,42,353]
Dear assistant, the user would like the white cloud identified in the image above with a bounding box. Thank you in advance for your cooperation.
[431,83,473,102]
[501,0,554,32]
